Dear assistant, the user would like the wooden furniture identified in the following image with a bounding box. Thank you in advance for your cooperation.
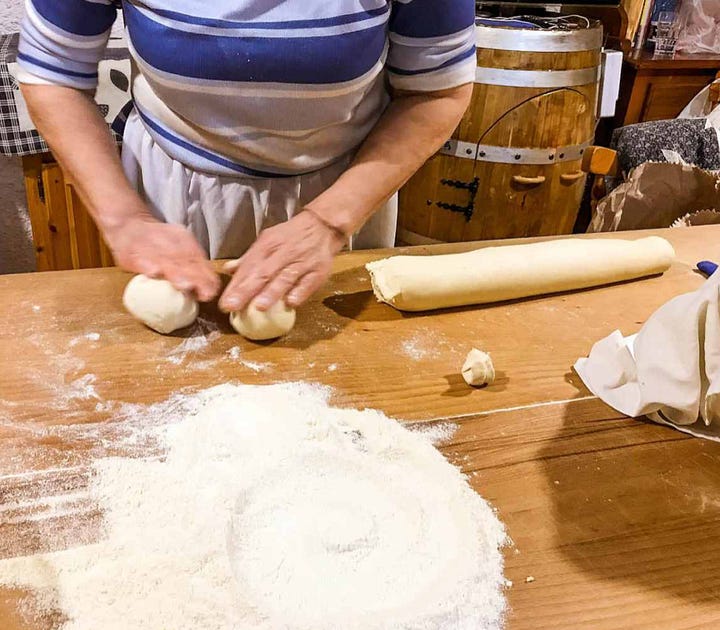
[399,22,602,244]
[583,67,720,213]
[622,0,646,49]
[22,154,114,272]
[581,145,620,212]
[710,71,720,110]
[616,51,720,125]
[1,226,719,629]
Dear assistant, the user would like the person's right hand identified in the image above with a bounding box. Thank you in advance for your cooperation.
[105,214,220,302]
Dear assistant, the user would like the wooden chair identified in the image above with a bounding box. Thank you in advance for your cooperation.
[581,146,621,212]
[709,71,720,112]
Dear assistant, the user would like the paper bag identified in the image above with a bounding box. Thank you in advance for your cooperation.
[589,162,720,233]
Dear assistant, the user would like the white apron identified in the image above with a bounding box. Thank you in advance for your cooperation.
[121,109,398,259]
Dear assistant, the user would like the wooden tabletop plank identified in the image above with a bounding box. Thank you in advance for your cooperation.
[447,397,720,629]
[1,225,719,628]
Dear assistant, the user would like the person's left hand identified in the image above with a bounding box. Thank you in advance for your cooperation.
[219,210,346,313]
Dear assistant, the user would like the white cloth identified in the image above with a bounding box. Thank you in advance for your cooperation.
[575,271,720,441]
[121,109,398,259]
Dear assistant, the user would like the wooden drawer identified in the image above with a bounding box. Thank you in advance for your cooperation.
[22,154,114,271]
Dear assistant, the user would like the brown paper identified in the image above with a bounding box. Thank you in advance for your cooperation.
[670,209,720,228]
[589,162,720,233]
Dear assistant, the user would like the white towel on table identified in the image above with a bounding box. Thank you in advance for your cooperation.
[575,271,720,441]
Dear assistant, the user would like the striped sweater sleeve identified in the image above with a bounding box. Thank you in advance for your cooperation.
[17,0,117,90]
[387,0,476,92]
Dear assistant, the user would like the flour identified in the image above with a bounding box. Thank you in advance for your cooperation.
[240,360,270,372]
[226,346,271,373]
[68,332,101,348]
[19,333,104,410]
[64,374,100,403]
[0,491,92,525]
[401,334,439,361]
[0,383,508,630]
[166,317,221,364]
[407,421,459,446]
[227,346,242,360]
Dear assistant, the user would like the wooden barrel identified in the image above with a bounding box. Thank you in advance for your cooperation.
[398,20,603,245]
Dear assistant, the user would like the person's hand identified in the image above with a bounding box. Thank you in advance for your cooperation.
[219,210,346,312]
[105,214,220,302]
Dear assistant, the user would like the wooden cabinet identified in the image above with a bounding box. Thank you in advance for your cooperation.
[22,154,114,271]
[616,52,720,125]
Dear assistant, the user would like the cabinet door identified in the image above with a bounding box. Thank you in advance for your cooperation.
[23,154,114,271]
[64,179,114,269]
[642,75,716,121]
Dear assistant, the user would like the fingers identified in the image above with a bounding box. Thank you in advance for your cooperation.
[159,252,219,302]
[138,260,214,302]
[191,258,222,302]
[219,237,285,312]
[286,271,325,307]
[173,264,220,302]
[120,235,220,302]
[219,260,274,312]
[253,265,304,310]
[132,259,162,279]
[167,231,220,301]
[217,214,340,312]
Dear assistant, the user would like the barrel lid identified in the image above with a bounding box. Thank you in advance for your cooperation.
[476,15,602,31]
[476,15,603,51]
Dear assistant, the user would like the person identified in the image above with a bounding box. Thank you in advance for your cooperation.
[18,1,476,313]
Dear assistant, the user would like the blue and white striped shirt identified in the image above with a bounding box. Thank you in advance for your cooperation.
[19,1,476,177]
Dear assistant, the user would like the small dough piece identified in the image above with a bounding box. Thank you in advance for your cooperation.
[462,349,495,387]
[366,237,675,312]
[230,299,296,341]
[123,275,199,334]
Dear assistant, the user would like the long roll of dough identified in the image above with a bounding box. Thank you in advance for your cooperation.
[366,237,676,312]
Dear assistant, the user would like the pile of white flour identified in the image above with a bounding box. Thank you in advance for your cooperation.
[0,383,507,630]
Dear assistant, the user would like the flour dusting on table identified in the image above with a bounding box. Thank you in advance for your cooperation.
[68,332,101,347]
[401,332,441,361]
[225,347,272,372]
[166,317,221,365]
[0,383,508,630]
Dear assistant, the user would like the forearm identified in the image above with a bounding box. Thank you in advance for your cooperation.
[305,83,473,237]
[20,84,150,235]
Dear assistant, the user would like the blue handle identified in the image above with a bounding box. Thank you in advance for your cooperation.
[697,261,718,276]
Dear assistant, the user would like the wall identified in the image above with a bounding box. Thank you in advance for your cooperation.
[1,0,35,274]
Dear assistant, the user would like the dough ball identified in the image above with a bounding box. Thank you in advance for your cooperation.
[461,349,495,387]
[123,275,199,335]
[230,299,296,341]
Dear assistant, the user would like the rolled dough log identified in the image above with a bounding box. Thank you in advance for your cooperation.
[366,237,675,312]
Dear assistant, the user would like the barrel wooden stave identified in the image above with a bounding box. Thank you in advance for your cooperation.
[398,24,602,244]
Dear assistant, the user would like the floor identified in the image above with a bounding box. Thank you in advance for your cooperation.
[1,1,34,274]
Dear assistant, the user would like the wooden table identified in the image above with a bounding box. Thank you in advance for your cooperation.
[1,226,719,629]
